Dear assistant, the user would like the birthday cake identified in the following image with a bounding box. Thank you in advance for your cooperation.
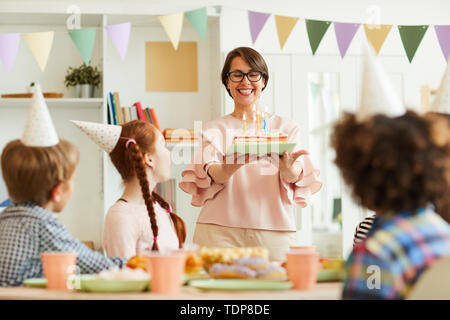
[226,131,295,155]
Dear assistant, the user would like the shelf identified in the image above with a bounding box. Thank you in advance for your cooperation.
[0,98,104,109]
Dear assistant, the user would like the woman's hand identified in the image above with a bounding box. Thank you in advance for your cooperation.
[207,153,255,184]
[279,149,309,183]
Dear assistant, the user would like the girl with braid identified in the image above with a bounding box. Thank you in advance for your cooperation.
[72,120,186,259]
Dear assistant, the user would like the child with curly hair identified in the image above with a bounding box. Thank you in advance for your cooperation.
[331,45,450,299]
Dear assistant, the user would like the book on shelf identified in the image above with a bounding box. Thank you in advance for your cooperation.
[133,101,147,121]
[149,108,161,131]
[130,106,138,120]
[122,106,131,123]
[107,92,117,125]
[113,92,124,125]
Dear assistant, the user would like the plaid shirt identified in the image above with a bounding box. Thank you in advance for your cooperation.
[0,203,126,286]
[343,207,450,299]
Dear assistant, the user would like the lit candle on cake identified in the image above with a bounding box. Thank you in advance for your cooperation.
[256,110,260,134]
[242,113,247,133]
[264,106,268,134]
[252,105,257,134]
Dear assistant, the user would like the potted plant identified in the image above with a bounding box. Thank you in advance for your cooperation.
[64,64,101,98]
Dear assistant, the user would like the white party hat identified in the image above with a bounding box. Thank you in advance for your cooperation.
[431,56,450,114]
[71,120,122,153]
[21,83,59,147]
[357,42,406,121]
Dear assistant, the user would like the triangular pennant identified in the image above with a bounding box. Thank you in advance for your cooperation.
[431,56,450,113]
[305,19,332,55]
[185,8,207,41]
[22,31,54,71]
[71,120,122,153]
[310,82,321,103]
[105,22,131,60]
[334,22,360,58]
[363,24,392,54]
[22,83,59,147]
[274,15,299,49]
[398,25,428,63]
[248,11,271,44]
[158,12,184,50]
[357,43,405,121]
[0,33,21,73]
[68,28,97,66]
[434,25,450,63]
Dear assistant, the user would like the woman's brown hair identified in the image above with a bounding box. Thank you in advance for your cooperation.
[331,110,450,215]
[1,139,79,206]
[109,120,186,250]
[221,47,269,98]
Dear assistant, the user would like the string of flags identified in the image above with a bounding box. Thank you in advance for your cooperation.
[1,6,450,73]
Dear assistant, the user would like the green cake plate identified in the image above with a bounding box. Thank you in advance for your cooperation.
[226,142,296,156]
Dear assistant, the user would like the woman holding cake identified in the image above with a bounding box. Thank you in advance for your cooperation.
[179,47,322,261]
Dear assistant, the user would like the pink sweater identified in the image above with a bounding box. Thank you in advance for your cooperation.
[179,114,322,232]
[102,201,179,259]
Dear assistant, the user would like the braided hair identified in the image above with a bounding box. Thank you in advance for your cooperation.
[109,120,186,250]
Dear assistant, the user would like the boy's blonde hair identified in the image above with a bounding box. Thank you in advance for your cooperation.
[1,139,79,206]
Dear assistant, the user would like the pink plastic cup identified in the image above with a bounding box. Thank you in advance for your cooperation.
[41,252,77,290]
[286,250,320,290]
[147,251,186,295]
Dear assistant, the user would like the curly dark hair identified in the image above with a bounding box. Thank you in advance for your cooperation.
[331,110,450,216]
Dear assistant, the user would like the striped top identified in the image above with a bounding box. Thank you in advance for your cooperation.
[353,214,376,247]
[343,207,450,299]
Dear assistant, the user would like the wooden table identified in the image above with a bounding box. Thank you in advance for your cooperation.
[0,282,342,300]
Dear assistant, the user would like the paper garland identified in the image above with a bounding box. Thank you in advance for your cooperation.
[0,33,20,73]
[185,8,208,41]
[398,25,429,63]
[1,7,450,74]
[105,22,131,60]
[68,28,97,66]
[248,11,271,44]
[305,19,332,55]
[22,31,54,71]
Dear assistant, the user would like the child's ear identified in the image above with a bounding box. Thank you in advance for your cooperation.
[50,182,64,202]
[143,153,154,170]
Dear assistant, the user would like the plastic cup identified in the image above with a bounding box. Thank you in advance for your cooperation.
[147,251,186,295]
[286,250,320,290]
[41,252,77,290]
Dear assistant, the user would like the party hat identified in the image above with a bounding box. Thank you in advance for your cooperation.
[71,120,122,153]
[431,56,450,114]
[21,83,59,147]
[357,42,406,121]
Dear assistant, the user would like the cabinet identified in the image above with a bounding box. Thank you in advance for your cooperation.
[0,11,221,249]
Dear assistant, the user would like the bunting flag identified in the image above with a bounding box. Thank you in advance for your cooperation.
[105,22,131,60]
[363,24,392,54]
[274,15,299,49]
[398,25,428,63]
[158,12,184,50]
[248,11,271,44]
[310,81,321,103]
[68,28,97,66]
[334,22,360,58]
[185,7,207,41]
[22,31,54,71]
[0,33,20,73]
[305,19,332,55]
[434,25,450,62]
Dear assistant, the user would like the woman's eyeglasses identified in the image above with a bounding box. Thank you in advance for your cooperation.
[227,70,263,82]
